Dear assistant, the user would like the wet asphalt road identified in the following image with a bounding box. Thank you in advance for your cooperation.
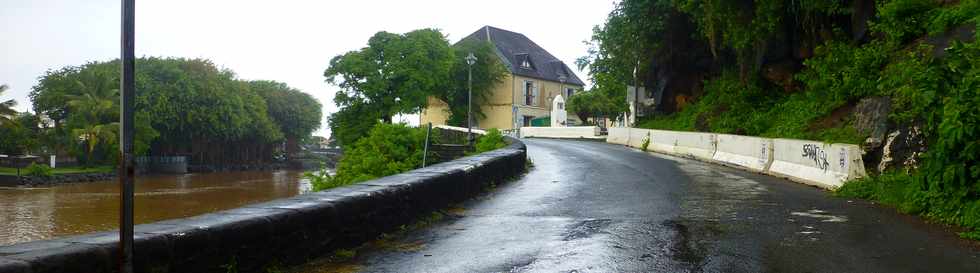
[324,139,980,272]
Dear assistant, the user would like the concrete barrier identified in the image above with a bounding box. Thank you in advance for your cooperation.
[713,134,773,172]
[606,127,630,145]
[662,130,717,161]
[519,126,602,139]
[605,127,866,189]
[0,137,527,273]
[768,139,867,189]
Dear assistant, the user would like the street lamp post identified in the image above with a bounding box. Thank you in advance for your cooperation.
[465,53,477,147]
[558,74,566,126]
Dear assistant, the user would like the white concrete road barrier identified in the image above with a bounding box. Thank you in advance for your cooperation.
[605,127,867,189]
[607,127,630,145]
[713,134,773,172]
[768,139,867,189]
[664,130,717,161]
[520,126,602,139]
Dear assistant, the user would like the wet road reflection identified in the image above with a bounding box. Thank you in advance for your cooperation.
[0,170,311,246]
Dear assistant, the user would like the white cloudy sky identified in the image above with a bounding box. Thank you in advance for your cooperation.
[0,0,616,137]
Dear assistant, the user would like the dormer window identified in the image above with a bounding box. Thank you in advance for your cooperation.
[517,54,533,70]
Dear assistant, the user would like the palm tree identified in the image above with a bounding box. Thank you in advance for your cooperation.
[73,123,118,167]
[64,69,119,166]
[0,84,17,126]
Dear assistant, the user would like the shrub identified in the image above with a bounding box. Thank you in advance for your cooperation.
[641,134,650,152]
[24,163,54,178]
[318,123,426,190]
[473,128,507,153]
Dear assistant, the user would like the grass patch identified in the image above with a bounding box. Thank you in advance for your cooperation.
[636,72,868,144]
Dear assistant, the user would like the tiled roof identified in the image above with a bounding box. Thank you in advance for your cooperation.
[458,26,585,86]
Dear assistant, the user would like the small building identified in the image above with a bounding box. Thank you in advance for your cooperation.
[420,26,585,131]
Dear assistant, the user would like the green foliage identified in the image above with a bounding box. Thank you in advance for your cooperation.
[24,163,54,178]
[0,113,40,155]
[327,123,427,187]
[640,134,650,152]
[928,0,980,35]
[566,88,626,124]
[304,168,339,192]
[325,29,454,123]
[578,0,670,100]
[473,128,507,154]
[250,80,323,148]
[0,84,16,126]
[328,101,380,148]
[872,0,939,44]
[28,58,317,165]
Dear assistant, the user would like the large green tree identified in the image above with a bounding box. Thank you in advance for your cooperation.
[324,29,454,124]
[28,57,320,165]
[249,80,323,153]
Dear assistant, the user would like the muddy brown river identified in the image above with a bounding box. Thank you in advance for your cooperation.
[0,170,313,246]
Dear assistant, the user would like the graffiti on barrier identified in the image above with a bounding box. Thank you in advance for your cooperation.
[759,142,769,165]
[838,148,847,170]
[802,144,830,172]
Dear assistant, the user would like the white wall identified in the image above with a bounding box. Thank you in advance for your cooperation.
[520,126,600,139]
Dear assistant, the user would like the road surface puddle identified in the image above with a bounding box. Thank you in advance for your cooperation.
[790,209,848,222]
[562,219,613,241]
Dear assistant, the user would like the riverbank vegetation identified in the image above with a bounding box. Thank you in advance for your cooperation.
[306,124,508,192]
[5,58,323,168]
[582,0,979,238]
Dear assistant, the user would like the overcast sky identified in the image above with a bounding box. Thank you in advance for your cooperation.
[1,0,616,137]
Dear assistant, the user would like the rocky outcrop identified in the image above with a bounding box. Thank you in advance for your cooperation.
[854,96,892,150]
[877,125,928,173]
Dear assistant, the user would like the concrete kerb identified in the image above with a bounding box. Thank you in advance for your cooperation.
[0,129,528,273]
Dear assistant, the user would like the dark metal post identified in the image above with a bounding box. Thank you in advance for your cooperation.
[119,0,136,272]
[422,123,432,167]
[467,63,473,147]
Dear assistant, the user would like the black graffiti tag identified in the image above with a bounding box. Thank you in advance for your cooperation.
[802,144,830,172]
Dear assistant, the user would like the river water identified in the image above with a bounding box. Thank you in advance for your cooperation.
[0,170,313,246]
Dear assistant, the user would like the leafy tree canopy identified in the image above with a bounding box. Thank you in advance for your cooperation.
[325,29,454,123]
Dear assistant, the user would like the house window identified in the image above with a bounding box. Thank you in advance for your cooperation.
[523,81,537,106]
[557,102,564,110]
[522,115,533,127]
[566,88,575,98]
[521,59,531,69]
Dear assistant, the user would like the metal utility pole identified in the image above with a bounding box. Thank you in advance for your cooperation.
[465,53,477,147]
[119,0,136,272]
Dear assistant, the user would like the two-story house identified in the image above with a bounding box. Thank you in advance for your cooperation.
[420,26,585,130]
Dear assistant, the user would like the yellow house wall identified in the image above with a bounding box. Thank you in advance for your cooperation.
[511,75,583,127]
[420,96,450,126]
[419,73,584,130]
